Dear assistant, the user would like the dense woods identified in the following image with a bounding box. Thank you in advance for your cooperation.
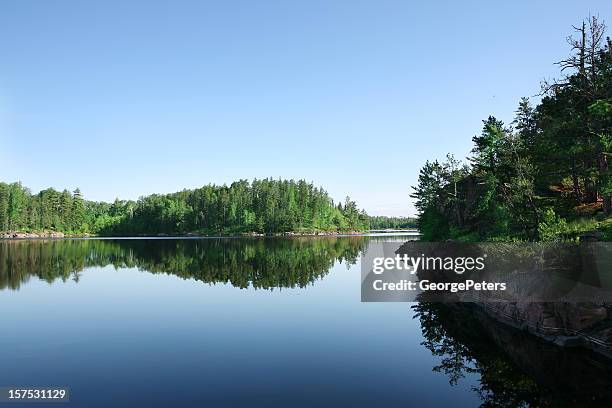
[412,17,612,241]
[368,216,417,229]
[0,179,370,235]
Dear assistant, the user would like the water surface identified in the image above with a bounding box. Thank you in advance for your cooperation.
[0,237,610,407]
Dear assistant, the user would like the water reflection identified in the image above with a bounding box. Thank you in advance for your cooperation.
[2,237,611,407]
[414,302,612,407]
[0,237,368,291]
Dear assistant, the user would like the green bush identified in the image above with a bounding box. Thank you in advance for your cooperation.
[538,209,570,241]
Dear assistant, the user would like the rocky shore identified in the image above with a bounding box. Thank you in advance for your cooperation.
[397,240,612,359]
[480,302,612,359]
[0,231,69,239]
[0,230,367,239]
[126,230,366,238]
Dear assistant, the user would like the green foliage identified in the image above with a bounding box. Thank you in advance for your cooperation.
[0,182,94,234]
[537,209,570,241]
[411,17,612,242]
[419,207,450,241]
[0,179,370,235]
[538,214,612,242]
[368,216,417,229]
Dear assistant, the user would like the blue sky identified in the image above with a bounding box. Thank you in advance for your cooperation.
[1,1,610,216]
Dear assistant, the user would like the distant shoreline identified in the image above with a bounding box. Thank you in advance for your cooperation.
[0,229,420,240]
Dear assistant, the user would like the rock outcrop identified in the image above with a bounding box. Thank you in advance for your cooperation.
[0,231,66,239]
[480,302,612,358]
[397,240,612,358]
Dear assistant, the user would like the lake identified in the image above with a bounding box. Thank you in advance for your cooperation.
[1,236,611,407]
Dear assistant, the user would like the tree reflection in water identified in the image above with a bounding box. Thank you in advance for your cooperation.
[0,237,368,291]
[414,302,612,407]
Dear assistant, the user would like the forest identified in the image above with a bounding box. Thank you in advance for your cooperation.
[411,17,612,242]
[0,179,370,235]
[368,216,417,229]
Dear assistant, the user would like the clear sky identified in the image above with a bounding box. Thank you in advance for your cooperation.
[1,1,610,216]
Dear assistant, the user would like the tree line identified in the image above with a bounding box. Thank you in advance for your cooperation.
[0,179,371,235]
[368,216,417,229]
[411,17,612,241]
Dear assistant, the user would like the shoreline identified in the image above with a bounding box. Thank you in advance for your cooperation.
[0,230,420,240]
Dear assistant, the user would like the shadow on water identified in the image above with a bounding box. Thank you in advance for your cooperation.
[0,237,369,291]
[414,302,612,407]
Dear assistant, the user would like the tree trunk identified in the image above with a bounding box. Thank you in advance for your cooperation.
[572,159,582,202]
[601,153,611,215]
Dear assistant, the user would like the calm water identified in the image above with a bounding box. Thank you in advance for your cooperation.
[1,237,611,407]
